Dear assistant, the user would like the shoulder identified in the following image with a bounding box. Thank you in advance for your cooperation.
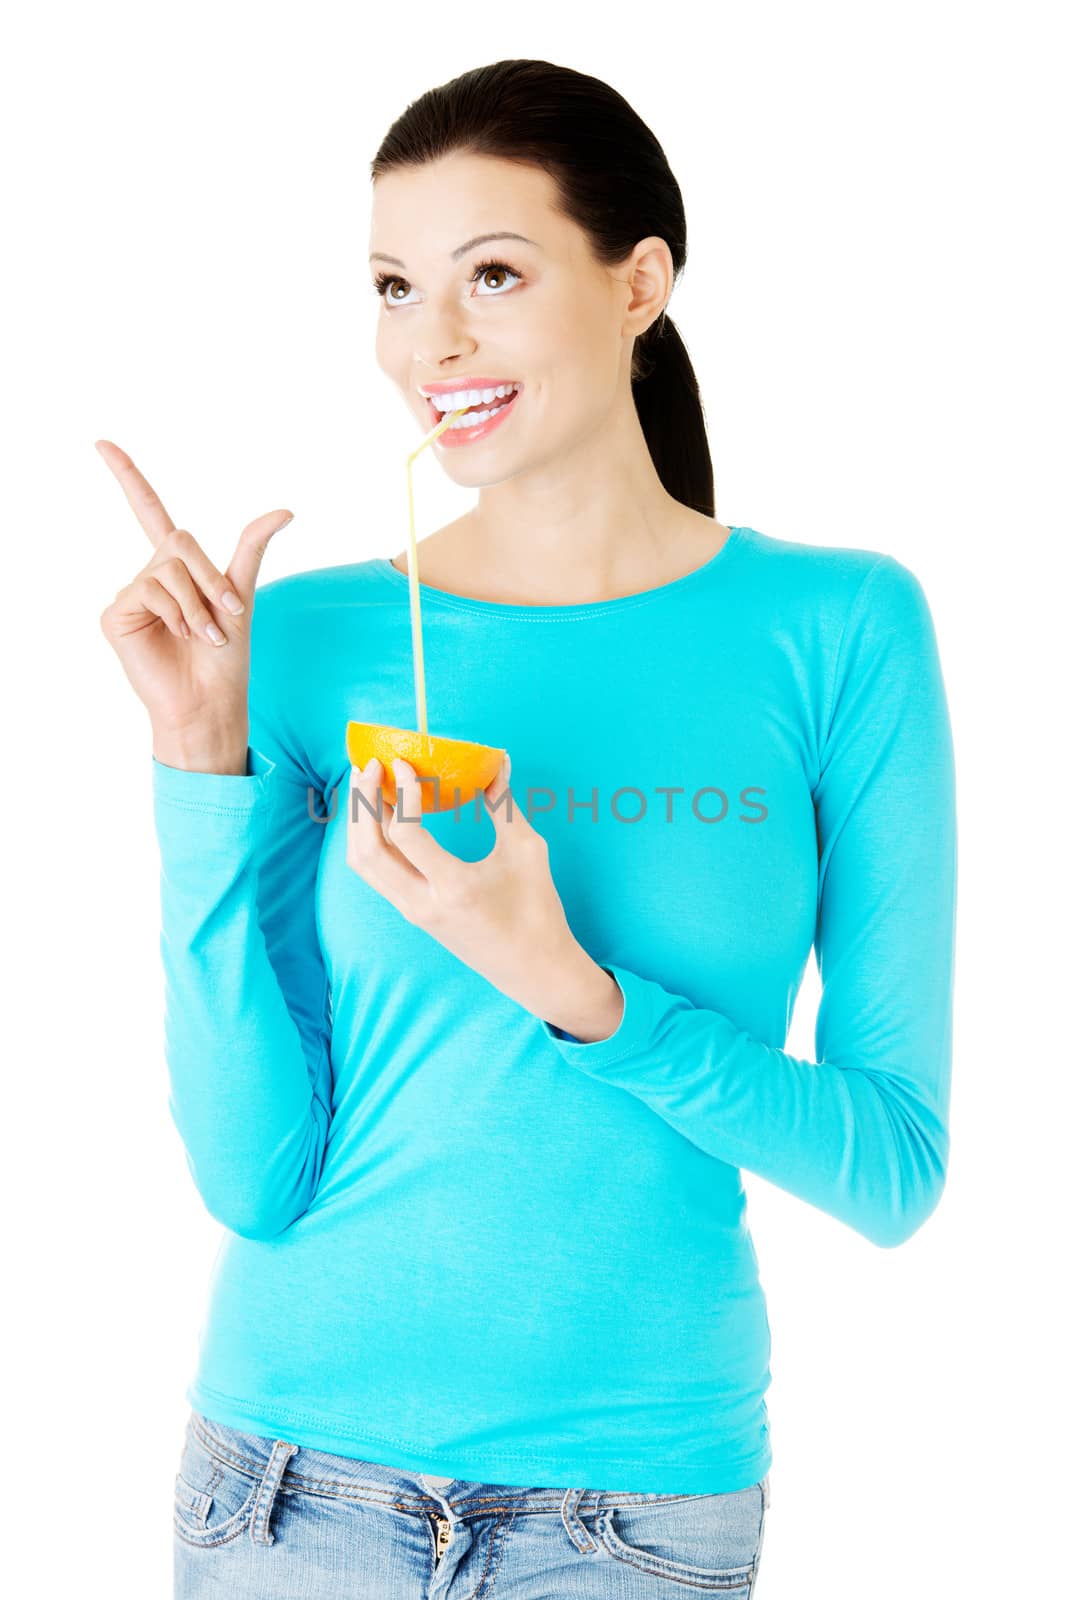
[247,560,389,688]
[251,559,391,636]
[254,559,383,617]
[740,526,933,633]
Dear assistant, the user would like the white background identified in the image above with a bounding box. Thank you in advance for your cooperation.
[3,3,1064,1595]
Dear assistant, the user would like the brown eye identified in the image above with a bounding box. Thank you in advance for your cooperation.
[470,260,522,295]
[373,275,411,305]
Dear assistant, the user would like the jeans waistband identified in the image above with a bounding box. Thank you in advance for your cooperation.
[189,1411,767,1524]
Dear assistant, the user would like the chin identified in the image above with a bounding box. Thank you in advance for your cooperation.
[439,459,523,491]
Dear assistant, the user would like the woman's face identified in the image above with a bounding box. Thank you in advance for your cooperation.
[369,151,670,486]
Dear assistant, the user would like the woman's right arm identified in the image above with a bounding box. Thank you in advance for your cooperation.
[97,441,329,1239]
[152,618,334,1240]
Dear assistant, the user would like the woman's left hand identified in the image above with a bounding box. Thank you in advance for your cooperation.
[346,752,598,1025]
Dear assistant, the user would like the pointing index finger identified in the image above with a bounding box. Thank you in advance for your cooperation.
[94,438,176,548]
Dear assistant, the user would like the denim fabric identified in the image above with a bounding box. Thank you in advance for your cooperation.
[174,1409,770,1597]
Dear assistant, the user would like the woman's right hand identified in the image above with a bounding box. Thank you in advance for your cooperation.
[96,439,293,765]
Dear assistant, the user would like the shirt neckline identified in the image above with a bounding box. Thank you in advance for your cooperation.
[373,525,751,619]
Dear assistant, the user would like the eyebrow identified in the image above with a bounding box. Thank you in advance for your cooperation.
[368,232,541,268]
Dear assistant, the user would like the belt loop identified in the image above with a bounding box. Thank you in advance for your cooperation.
[249,1437,299,1545]
[561,1487,599,1552]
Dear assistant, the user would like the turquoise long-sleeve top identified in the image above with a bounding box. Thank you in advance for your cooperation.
[151,524,957,1494]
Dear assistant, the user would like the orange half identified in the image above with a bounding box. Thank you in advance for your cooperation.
[346,722,506,813]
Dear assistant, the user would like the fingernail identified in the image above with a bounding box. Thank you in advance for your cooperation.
[220,589,244,614]
[278,512,294,529]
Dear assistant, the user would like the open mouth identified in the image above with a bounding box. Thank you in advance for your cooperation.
[423,384,523,430]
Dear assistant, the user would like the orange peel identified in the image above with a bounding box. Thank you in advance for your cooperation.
[346,721,506,814]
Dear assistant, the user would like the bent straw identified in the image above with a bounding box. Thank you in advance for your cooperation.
[403,404,471,736]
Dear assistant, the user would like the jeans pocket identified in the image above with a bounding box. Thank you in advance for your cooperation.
[172,1412,265,1549]
[594,1484,764,1590]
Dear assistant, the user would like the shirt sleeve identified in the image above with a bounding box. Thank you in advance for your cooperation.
[151,615,334,1241]
[541,556,957,1250]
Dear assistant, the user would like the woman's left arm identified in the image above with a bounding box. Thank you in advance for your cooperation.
[541,556,958,1250]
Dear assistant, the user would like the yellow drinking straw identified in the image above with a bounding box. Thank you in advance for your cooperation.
[403,403,470,735]
[346,398,504,813]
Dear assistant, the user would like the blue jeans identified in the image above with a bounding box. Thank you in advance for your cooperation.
[174,1408,770,1596]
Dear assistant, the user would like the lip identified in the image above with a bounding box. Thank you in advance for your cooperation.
[418,377,521,396]
[428,384,523,448]
[419,379,523,425]
[422,380,524,438]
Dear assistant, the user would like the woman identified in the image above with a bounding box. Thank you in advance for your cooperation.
[99,58,956,1599]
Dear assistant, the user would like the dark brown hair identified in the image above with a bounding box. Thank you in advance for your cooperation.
[370,58,716,518]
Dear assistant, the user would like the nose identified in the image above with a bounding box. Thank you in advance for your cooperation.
[414,326,477,375]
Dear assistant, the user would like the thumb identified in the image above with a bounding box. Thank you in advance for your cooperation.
[491,751,512,797]
[228,509,294,598]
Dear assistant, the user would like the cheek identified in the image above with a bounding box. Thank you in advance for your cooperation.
[537,303,610,394]
[374,317,405,377]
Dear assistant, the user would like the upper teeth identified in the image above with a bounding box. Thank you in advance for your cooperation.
[423,383,520,413]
